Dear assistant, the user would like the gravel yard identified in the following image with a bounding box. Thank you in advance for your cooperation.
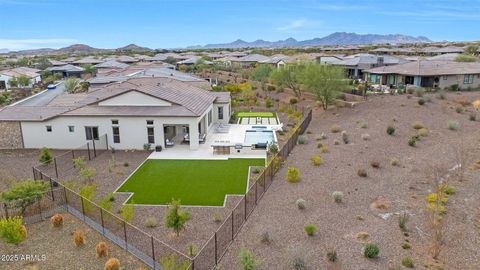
[218,92,480,270]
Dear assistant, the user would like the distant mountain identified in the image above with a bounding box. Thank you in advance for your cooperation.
[190,32,432,49]
[3,43,152,56]
[116,43,152,52]
[0,48,9,54]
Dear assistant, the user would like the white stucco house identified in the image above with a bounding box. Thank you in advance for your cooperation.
[0,77,231,150]
[0,67,42,90]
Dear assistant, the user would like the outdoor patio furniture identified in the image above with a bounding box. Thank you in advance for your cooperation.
[199,133,206,143]
[183,134,190,142]
[165,138,175,147]
[155,145,162,152]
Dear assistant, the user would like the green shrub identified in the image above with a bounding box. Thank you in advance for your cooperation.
[304,224,317,236]
[79,167,96,183]
[401,256,414,268]
[413,88,424,97]
[99,192,114,211]
[390,158,400,166]
[239,247,257,270]
[213,212,222,223]
[143,143,152,150]
[0,216,26,244]
[297,135,307,144]
[327,249,338,262]
[341,130,349,144]
[39,147,52,164]
[386,126,396,135]
[447,120,459,130]
[73,157,85,169]
[165,199,191,236]
[310,155,322,166]
[267,143,279,155]
[357,169,367,177]
[1,180,48,215]
[296,198,306,209]
[286,167,300,183]
[330,124,341,133]
[418,98,425,105]
[412,121,424,129]
[79,184,97,213]
[332,191,344,203]
[120,203,135,222]
[456,106,464,113]
[359,121,368,129]
[469,113,476,121]
[363,243,380,258]
[289,97,298,104]
[144,217,158,228]
[408,136,418,147]
[399,212,409,231]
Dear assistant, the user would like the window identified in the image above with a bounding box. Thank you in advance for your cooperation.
[146,120,154,125]
[218,106,224,120]
[85,127,99,140]
[111,120,119,125]
[443,75,448,80]
[208,110,212,125]
[464,74,474,84]
[46,126,52,132]
[112,127,120,143]
[147,127,155,144]
[68,126,75,132]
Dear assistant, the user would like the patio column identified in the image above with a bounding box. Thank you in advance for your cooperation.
[189,122,199,150]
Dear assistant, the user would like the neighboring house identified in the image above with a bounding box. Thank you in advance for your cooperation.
[47,64,84,78]
[176,56,213,67]
[116,55,138,64]
[421,46,465,56]
[0,77,231,150]
[48,59,68,66]
[260,54,290,69]
[330,54,409,78]
[0,67,41,89]
[364,60,480,89]
[72,57,104,66]
[427,53,461,61]
[95,60,130,70]
[231,54,270,67]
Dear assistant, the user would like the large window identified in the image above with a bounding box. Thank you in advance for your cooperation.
[147,127,155,144]
[112,127,120,143]
[218,106,224,120]
[85,126,99,140]
[464,74,474,84]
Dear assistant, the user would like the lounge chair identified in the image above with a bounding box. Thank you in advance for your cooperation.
[199,133,206,143]
[165,138,175,147]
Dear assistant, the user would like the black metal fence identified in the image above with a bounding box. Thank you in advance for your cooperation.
[192,109,312,269]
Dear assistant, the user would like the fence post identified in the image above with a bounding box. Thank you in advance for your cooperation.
[87,142,91,161]
[37,197,43,220]
[72,149,75,159]
[100,208,105,235]
[255,182,258,204]
[80,197,86,221]
[214,232,218,264]
[54,157,59,179]
[244,196,247,221]
[63,186,68,211]
[49,178,55,201]
[92,139,97,158]
[32,167,36,180]
[3,203,8,218]
[151,236,156,270]
[124,221,128,251]
[231,210,234,240]
[105,134,109,150]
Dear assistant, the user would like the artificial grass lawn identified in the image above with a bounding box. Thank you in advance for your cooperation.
[117,158,265,206]
[236,111,276,118]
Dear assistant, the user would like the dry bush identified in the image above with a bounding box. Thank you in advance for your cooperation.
[412,121,425,130]
[473,99,480,110]
[96,241,108,258]
[104,258,120,270]
[73,229,85,247]
[454,96,470,107]
[417,128,429,137]
[50,214,63,228]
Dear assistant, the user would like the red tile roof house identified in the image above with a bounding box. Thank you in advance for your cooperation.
[0,77,231,150]
[364,60,480,90]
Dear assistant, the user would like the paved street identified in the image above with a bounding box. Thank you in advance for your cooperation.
[14,82,65,106]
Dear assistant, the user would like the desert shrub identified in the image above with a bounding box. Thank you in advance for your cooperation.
[123,162,129,167]
[96,241,108,257]
[188,243,197,257]
[119,203,135,222]
[447,120,459,130]
[341,130,349,144]
[297,135,307,144]
[159,253,191,270]
[265,98,273,108]
[143,143,151,150]
[454,96,470,106]
[436,90,446,99]
[332,191,344,203]
[408,136,418,147]
[1,180,48,215]
[440,184,456,195]
[252,167,261,174]
[413,88,424,97]
[386,126,396,135]
[50,214,63,228]
[330,124,341,133]
[289,97,298,104]
[473,99,480,110]
[39,147,52,164]
[357,169,367,177]
[286,167,301,183]
[316,133,328,140]
[418,98,425,105]
[417,128,429,137]
[144,217,158,228]
[361,133,370,141]
[390,158,400,166]
[79,167,96,183]
[73,157,85,169]
[293,258,306,270]
[399,212,409,231]
[327,249,338,262]
[304,224,317,236]
[267,143,279,155]
[239,247,257,270]
[165,199,191,236]
[363,243,380,258]
[260,231,271,244]
[310,155,322,166]
[401,242,412,249]
[359,121,368,128]
[401,256,414,268]
[79,184,97,213]
[333,139,340,145]
[104,258,120,270]
[412,121,424,129]
[296,198,306,210]
[456,106,464,114]
[426,193,449,205]
[0,216,26,244]
[469,112,476,121]
[213,212,222,223]
[318,144,329,153]
[370,161,380,168]
[99,193,114,211]
[73,229,85,247]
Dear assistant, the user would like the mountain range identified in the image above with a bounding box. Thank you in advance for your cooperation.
[2,32,432,55]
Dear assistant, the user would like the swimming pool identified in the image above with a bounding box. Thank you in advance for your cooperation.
[244,129,275,146]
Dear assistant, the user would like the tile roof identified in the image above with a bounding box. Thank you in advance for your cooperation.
[0,67,41,78]
[95,60,129,69]
[365,60,480,76]
[47,64,84,73]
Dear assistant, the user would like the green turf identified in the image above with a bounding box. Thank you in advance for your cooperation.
[236,111,276,118]
[117,158,265,206]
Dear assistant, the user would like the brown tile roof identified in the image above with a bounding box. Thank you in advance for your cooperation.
[365,60,480,76]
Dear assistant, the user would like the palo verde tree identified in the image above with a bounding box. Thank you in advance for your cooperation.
[270,62,306,97]
[301,63,348,110]
[165,199,191,236]
[249,64,274,90]
[1,180,48,215]
[17,75,31,88]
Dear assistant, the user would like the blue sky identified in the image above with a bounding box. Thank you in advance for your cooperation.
[0,0,479,50]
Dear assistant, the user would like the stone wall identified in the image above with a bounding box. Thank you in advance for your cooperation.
[0,121,24,149]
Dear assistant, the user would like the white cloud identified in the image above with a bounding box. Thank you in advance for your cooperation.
[277,18,308,31]
[0,38,78,51]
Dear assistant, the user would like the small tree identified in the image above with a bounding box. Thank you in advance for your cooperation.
[1,180,48,215]
[119,203,135,222]
[39,147,53,164]
[17,75,31,88]
[249,64,273,90]
[239,247,258,270]
[73,157,85,170]
[79,183,97,213]
[0,216,27,244]
[159,253,191,270]
[165,199,191,236]
[7,77,18,88]
[79,167,96,183]
[270,62,305,97]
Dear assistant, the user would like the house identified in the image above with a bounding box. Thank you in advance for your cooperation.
[72,57,104,66]
[0,67,41,90]
[47,64,84,78]
[259,54,290,69]
[364,60,480,89]
[421,46,465,56]
[230,54,270,67]
[0,77,231,150]
[176,56,213,67]
[48,59,68,66]
[95,60,130,70]
[329,54,409,78]
[115,55,138,64]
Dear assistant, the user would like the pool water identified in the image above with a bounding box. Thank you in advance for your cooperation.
[244,130,275,146]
